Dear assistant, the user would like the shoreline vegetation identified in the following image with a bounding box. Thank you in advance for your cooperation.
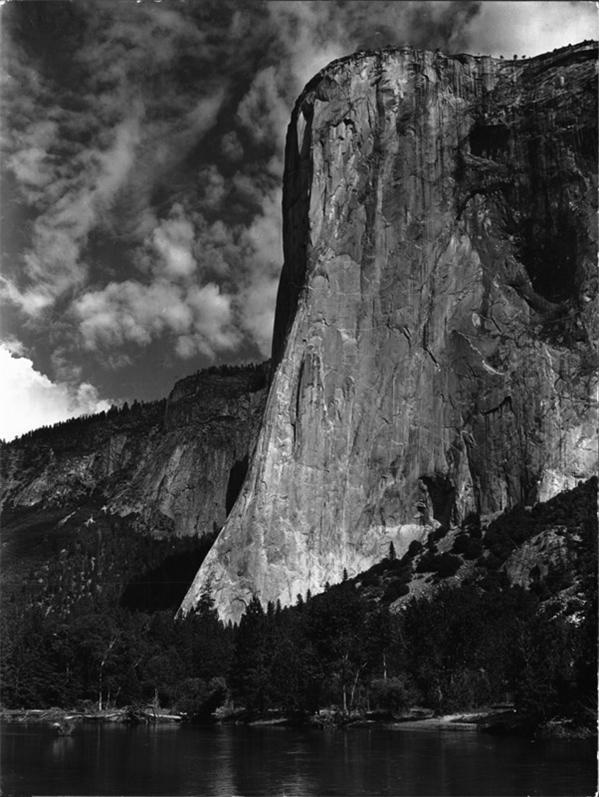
[1,704,594,739]
[2,481,596,745]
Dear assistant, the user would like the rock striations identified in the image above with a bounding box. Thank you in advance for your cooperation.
[1,364,269,538]
[180,43,598,622]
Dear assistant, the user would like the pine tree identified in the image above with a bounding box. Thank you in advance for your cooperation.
[229,597,272,714]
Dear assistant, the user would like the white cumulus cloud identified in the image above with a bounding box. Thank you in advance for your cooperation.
[460,1,598,58]
[152,207,197,279]
[74,277,240,360]
[0,344,111,442]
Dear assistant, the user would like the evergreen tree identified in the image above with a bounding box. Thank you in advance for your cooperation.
[229,597,273,714]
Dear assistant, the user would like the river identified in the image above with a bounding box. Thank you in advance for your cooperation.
[1,721,596,796]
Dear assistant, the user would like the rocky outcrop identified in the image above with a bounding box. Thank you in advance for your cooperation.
[181,43,598,622]
[503,528,575,590]
[1,364,269,538]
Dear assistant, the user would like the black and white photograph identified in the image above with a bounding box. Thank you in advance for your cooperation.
[0,1,598,795]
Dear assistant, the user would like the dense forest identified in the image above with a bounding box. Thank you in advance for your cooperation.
[0,478,596,734]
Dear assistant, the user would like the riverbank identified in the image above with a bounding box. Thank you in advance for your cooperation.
[0,706,184,725]
[387,708,525,733]
[307,705,527,733]
[1,704,594,739]
[326,707,595,739]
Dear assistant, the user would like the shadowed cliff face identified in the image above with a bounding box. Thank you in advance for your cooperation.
[1,364,269,538]
[181,43,598,623]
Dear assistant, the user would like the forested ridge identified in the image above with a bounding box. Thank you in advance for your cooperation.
[0,361,268,457]
[1,478,596,734]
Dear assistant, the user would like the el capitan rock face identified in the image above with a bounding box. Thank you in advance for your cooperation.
[181,43,598,623]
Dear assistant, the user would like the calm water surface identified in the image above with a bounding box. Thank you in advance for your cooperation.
[1,721,597,796]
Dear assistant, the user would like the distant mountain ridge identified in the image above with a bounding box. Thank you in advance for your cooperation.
[1,362,269,539]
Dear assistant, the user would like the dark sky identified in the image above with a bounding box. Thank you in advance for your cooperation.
[0,0,597,440]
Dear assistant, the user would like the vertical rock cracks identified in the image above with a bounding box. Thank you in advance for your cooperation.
[180,43,598,623]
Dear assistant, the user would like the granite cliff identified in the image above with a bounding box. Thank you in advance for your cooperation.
[181,42,598,622]
[1,363,269,539]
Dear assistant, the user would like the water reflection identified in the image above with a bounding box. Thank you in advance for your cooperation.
[50,735,75,761]
[1,721,597,797]
[211,726,237,797]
